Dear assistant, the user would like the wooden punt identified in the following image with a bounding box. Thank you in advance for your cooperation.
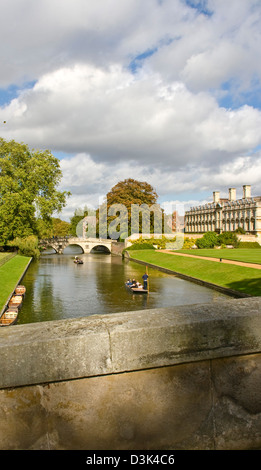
[125,282,148,294]
[15,285,26,296]
[8,295,23,309]
[0,308,19,326]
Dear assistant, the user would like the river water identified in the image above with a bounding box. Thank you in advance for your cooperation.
[17,246,229,325]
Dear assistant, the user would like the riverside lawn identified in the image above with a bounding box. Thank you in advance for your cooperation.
[0,254,31,312]
[127,250,261,297]
[176,248,261,265]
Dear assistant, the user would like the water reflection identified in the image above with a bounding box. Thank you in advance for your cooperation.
[18,248,229,324]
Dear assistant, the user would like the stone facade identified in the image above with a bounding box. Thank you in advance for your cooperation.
[185,185,261,236]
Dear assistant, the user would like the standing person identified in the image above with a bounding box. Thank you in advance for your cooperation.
[142,272,149,290]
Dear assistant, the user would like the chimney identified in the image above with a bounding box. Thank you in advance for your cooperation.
[243,185,251,199]
[229,188,236,201]
[213,191,220,203]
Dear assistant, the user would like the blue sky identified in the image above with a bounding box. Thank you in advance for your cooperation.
[0,0,261,219]
[0,86,18,107]
[183,0,213,16]
[218,78,261,110]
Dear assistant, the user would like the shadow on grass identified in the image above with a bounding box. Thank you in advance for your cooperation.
[227,277,261,297]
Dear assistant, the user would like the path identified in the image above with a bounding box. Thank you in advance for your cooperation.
[158,250,261,270]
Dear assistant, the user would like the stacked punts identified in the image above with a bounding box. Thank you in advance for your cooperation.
[0,285,26,327]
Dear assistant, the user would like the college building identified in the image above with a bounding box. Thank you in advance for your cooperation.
[185,185,261,236]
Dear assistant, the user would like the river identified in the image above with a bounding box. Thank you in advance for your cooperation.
[17,246,229,324]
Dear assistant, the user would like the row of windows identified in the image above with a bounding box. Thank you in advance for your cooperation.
[186,211,256,222]
[186,217,255,224]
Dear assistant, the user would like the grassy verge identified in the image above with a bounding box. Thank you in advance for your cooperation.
[0,252,16,267]
[128,250,261,297]
[176,248,261,264]
[0,255,31,312]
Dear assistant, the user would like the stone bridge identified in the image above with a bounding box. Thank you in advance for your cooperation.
[39,237,118,254]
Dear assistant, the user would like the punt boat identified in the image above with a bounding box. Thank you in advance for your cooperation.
[125,282,148,294]
[0,308,19,326]
[15,285,26,296]
[8,295,23,309]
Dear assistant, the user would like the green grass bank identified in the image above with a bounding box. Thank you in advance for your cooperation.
[176,248,261,264]
[0,254,31,312]
[127,250,261,297]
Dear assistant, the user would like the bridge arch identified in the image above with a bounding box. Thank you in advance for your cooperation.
[41,244,59,254]
[63,244,84,254]
[90,244,111,254]
[39,237,117,254]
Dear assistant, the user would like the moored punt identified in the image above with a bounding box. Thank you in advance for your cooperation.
[125,282,148,294]
[8,295,23,309]
[0,308,19,326]
[15,285,26,296]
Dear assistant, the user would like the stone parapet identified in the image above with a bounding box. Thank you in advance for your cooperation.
[0,297,261,390]
[0,297,261,450]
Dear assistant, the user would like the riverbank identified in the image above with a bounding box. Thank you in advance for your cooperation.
[126,250,261,297]
[0,255,32,314]
[175,248,261,265]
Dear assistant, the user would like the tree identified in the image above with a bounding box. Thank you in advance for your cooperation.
[69,206,95,237]
[10,235,40,258]
[196,232,218,249]
[0,138,70,243]
[98,178,162,239]
[52,218,70,237]
[106,179,158,208]
[36,217,70,238]
[217,232,239,247]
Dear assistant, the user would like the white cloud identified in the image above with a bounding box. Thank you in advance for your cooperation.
[1,0,261,219]
[149,0,261,93]
[1,63,261,169]
[57,150,261,220]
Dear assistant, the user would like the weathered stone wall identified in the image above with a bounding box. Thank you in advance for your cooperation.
[111,241,125,255]
[0,297,261,450]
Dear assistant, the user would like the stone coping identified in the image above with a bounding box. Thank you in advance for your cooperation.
[0,297,260,389]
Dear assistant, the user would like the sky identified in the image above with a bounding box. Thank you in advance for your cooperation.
[0,0,261,220]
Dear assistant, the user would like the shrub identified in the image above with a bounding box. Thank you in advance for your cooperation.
[217,232,239,248]
[235,227,246,234]
[128,236,177,250]
[238,241,261,249]
[10,236,40,258]
[182,237,197,249]
[156,236,177,249]
[127,242,156,250]
[195,232,218,249]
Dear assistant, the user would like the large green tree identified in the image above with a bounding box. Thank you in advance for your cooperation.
[0,138,70,243]
[37,217,71,238]
[69,206,96,237]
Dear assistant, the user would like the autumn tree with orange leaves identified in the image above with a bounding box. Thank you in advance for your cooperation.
[97,178,163,239]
